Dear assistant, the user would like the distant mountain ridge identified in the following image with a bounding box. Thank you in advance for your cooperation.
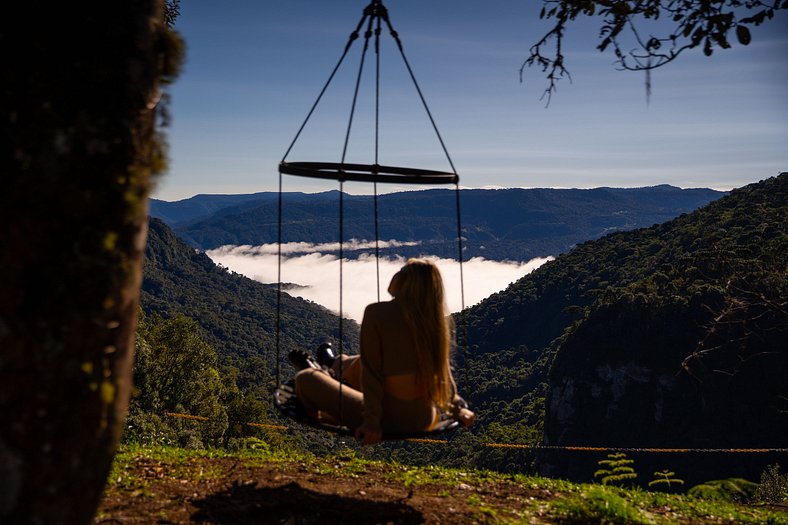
[150,191,343,225]
[153,185,725,262]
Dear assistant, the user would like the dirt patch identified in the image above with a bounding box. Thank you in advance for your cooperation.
[97,457,553,524]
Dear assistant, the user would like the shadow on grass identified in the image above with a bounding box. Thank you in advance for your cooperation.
[191,481,423,524]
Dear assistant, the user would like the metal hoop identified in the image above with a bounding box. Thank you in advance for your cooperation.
[279,161,458,185]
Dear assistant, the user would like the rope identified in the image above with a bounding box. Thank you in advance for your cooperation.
[165,412,209,421]
[336,8,375,429]
[339,12,374,169]
[484,443,788,453]
[275,0,471,422]
[379,7,459,178]
[280,9,369,163]
[373,11,382,303]
[455,184,469,396]
[274,5,368,384]
[164,413,788,453]
[275,172,283,388]
[374,185,381,303]
[338,183,345,427]
[376,3,471,395]
[247,422,289,431]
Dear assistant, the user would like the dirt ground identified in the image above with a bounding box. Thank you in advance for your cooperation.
[97,456,555,524]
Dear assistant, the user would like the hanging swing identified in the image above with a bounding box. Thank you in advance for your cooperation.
[273,0,470,440]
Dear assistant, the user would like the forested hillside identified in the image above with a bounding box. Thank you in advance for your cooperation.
[167,186,723,261]
[141,218,359,391]
[461,174,787,483]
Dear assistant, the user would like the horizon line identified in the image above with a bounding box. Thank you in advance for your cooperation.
[153,182,733,203]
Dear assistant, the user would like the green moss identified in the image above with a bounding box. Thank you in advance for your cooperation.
[550,486,651,524]
[688,478,758,502]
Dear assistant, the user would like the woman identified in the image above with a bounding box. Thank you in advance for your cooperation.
[291,258,474,445]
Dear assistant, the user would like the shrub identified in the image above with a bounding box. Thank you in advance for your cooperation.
[754,464,788,504]
[121,408,176,446]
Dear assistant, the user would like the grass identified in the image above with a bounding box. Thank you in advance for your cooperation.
[106,444,788,524]
[550,486,653,524]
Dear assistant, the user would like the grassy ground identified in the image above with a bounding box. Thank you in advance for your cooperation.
[97,444,788,524]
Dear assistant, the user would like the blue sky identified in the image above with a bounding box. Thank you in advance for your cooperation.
[155,0,788,201]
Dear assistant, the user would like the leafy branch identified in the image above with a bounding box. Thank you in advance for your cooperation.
[524,0,788,103]
[594,452,638,486]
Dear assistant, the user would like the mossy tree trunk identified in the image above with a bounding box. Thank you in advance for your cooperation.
[0,2,177,523]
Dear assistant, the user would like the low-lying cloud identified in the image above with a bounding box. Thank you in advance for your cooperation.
[207,243,553,322]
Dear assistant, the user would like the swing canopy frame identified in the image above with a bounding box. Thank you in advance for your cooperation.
[272,0,469,440]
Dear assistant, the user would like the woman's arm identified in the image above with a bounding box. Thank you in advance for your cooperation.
[448,370,475,427]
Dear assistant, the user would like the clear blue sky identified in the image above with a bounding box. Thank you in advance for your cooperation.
[155,0,788,201]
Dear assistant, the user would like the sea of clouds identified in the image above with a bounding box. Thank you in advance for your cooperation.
[207,241,552,322]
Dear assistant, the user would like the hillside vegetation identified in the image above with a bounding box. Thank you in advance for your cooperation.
[461,174,786,483]
[142,218,359,391]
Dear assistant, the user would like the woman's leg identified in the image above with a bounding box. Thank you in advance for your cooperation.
[294,368,364,429]
[332,354,361,389]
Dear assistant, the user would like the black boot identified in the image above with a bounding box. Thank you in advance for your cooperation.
[288,348,320,371]
[315,342,336,369]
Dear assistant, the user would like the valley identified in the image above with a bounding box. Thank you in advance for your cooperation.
[138,177,787,489]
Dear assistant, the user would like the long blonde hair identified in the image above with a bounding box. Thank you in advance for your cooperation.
[393,259,453,409]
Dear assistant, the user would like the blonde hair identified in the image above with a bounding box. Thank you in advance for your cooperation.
[394,258,453,410]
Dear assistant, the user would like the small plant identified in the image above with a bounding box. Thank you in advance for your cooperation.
[754,463,788,504]
[648,469,685,491]
[594,452,638,486]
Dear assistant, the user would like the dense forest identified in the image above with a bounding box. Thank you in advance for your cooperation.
[461,174,787,483]
[157,186,723,261]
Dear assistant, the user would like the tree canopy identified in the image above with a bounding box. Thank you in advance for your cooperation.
[526,0,788,102]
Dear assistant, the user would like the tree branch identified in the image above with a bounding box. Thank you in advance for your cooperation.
[524,0,787,103]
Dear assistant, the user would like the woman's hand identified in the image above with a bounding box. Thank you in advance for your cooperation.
[355,423,382,445]
[457,407,475,428]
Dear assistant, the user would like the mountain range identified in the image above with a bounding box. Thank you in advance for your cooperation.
[152,186,724,261]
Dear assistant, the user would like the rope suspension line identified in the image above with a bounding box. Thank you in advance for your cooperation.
[373,9,382,304]
[273,0,469,439]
